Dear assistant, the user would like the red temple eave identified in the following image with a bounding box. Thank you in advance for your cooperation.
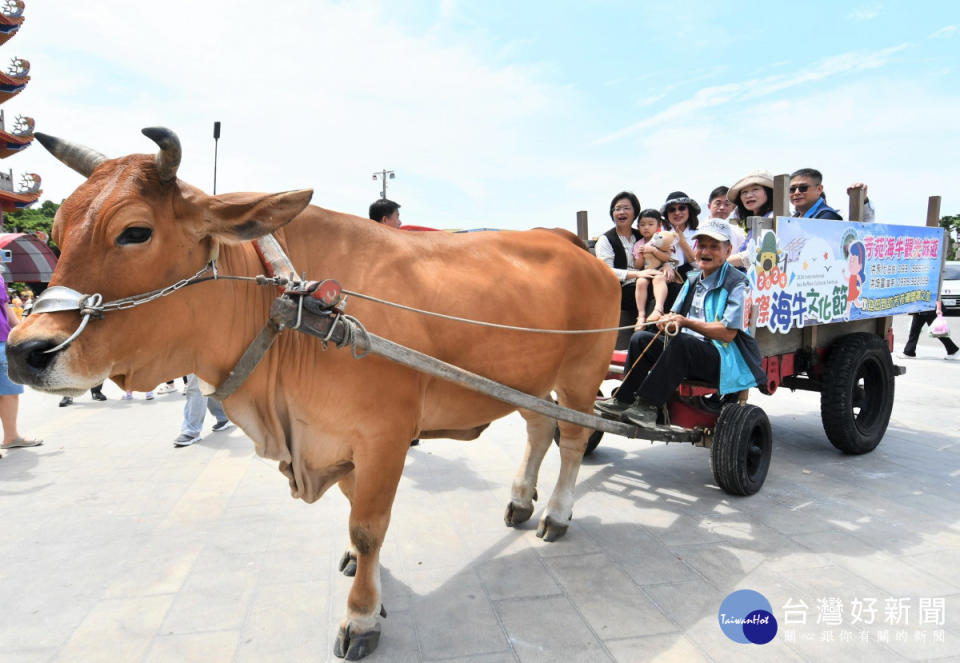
[0,127,32,158]
[0,186,40,212]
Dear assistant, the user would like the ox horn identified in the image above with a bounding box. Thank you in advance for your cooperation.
[34,132,107,178]
[141,127,181,182]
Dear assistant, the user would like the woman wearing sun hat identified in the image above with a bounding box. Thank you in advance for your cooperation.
[726,170,774,268]
[660,191,700,279]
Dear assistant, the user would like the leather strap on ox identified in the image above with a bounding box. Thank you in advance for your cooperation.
[208,235,348,401]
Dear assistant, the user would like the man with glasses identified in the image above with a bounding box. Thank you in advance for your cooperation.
[790,168,875,222]
[706,186,736,221]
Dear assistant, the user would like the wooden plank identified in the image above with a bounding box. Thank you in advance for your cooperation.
[927,196,942,228]
[802,324,818,352]
[848,187,866,222]
[773,174,790,217]
[577,210,589,242]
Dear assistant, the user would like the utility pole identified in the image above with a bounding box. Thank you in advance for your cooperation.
[213,121,221,194]
[371,168,395,199]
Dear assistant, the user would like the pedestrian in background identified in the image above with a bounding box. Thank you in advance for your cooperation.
[173,374,233,447]
[0,275,40,450]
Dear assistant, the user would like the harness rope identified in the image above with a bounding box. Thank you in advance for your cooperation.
[44,258,661,338]
[341,288,658,334]
[30,242,671,405]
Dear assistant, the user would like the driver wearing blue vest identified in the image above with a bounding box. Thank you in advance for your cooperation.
[595,219,765,427]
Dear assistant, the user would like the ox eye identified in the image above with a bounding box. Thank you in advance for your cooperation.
[116,227,153,245]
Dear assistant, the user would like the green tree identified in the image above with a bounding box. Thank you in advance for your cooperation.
[2,199,60,250]
[940,214,960,259]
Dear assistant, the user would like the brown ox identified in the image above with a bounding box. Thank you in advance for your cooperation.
[7,128,620,660]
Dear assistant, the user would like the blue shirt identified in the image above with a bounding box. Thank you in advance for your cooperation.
[671,267,747,339]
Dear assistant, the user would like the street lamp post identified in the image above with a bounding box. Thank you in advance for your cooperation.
[213,121,221,194]
[371,169,395,199]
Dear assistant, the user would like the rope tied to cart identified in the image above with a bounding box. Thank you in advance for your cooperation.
[616,318,682,387]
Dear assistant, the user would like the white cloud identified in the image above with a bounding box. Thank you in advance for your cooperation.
[12,0,583,229]
[929,25,957,39]
[848,7,880,21]
[595,44,908,144]
[4,1,958,242]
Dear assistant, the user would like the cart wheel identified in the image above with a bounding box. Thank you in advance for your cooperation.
[711,403,772,496]
[820,333,894,455]
[695,391,739,415]
[553,425,604,455]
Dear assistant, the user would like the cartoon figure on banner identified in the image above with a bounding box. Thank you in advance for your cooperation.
[755,231,787,290]
[750,229,802,333]
[843,238,866,319]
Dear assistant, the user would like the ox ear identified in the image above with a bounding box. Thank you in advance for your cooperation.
[202,189,313,241]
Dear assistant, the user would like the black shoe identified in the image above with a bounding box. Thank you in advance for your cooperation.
[91,392,107,401]
[621,398,660,427]
[594,396,633,419]
[59,396,73,407]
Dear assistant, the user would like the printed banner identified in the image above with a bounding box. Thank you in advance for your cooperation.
[746,217,944,334]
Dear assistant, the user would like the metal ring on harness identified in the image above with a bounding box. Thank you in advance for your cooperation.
[42,293,103,354]
[289,293,305,331]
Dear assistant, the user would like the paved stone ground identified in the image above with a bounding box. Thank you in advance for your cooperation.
[2,316,960,662]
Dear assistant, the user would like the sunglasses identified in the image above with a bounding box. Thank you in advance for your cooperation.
[666,205,687,214]
[789,184,812,194]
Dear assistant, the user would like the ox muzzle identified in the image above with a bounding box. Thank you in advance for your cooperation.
[5,286,101,390]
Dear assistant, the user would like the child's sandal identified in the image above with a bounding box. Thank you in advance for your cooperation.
[647,308,664,323]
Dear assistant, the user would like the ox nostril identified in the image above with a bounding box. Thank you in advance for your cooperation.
[7,338,59,375]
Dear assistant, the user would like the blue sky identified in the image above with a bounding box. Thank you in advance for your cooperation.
[6,1,959,234]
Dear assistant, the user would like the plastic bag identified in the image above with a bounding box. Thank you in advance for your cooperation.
[930,313,951,338]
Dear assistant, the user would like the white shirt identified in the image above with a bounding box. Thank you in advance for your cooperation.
[672,227,698,269]
[594,231,638,282]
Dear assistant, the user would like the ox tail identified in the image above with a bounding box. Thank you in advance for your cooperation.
[535,227,589,251]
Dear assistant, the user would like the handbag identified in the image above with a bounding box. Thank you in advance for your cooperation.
[930,313,951,338]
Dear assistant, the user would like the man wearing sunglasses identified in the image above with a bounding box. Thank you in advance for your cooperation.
[790,168,875,222]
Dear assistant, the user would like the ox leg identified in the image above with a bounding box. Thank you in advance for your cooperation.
[336,474,358,577]
[504,408,555,527]
[537,412,590,542]
[334,450,405,661]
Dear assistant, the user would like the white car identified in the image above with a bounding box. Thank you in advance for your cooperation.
[941,261,960,315]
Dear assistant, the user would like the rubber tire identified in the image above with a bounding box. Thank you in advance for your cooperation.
[820,333,895,455]
[711,403,772,496]
[553,425,603,455]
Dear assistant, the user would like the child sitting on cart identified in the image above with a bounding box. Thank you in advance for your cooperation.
[631,209,677,328]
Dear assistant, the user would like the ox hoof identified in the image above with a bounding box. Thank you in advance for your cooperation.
[334,622,382,660]
[504,501,534,527]
[536,515,569,542]
[338,550,357,577]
